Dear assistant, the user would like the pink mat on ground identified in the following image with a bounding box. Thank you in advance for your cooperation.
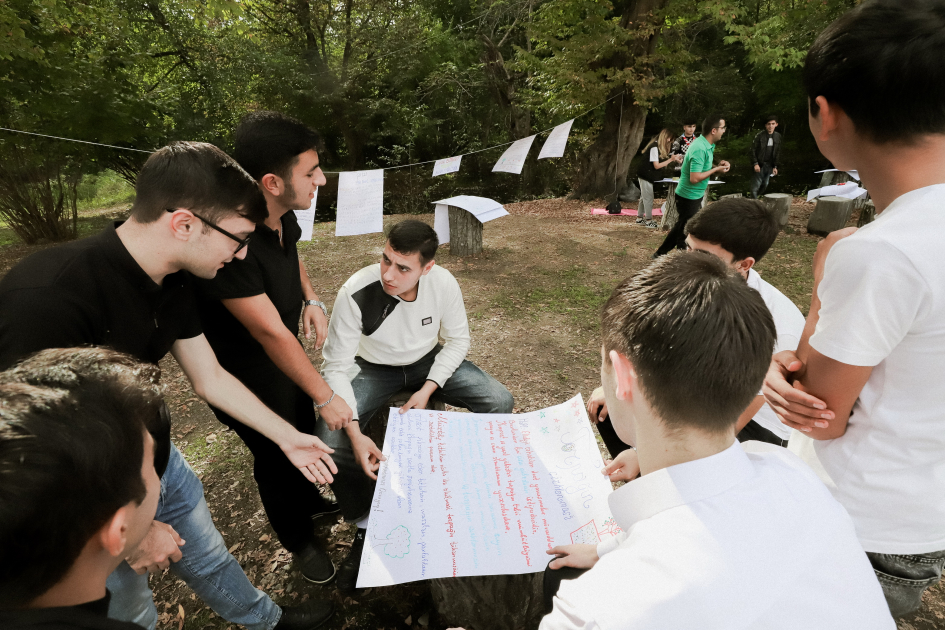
[590,207,663,217]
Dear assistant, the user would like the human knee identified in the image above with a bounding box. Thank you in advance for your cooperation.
[489,385,515,414]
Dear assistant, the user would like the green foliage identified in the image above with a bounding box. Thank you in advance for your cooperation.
[76,170,136,210]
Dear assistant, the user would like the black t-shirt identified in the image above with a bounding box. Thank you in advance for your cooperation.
[196,211,305,380]
[0,592,141,630]
[0,222,204,474]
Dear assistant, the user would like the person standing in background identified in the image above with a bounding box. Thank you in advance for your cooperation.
[636,129,683,229]
[749,115,782,198]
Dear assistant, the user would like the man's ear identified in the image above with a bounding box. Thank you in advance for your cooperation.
[420,258,436,276]
[812,96,842,142]
[98,507,131,559]
[168,210,197,242]
[735,256,756,275]
[609,350,636,402]
[259,173,283,198]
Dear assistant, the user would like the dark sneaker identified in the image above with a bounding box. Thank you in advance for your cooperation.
[310,496,341,525]
[644,219,659,228]
[296,542,336,585]
[275,599,334,630]
[634,216,646,224]
[336,528,366,591]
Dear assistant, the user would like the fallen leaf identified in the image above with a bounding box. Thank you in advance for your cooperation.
[206,433,218,444]
[418,612,429,626]
[405,615,412,625]
[177,604,185,630]
[259,534,270,542]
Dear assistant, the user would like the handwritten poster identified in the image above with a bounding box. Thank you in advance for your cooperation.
[492,135,537,174]
[538,120,574,159]
[357,394,619,587]
[434,204,450,244]
[433,155,462,177]
[335,170,384,237]
[293,187,318,241]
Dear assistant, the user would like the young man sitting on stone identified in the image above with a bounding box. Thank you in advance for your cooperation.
[0,348,164,630]
[541,252,893,629]
[320,219,514,588]
[587,198,804,470]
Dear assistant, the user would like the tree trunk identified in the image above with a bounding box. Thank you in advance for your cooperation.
[448,206,483,257]
[659,182,677,231]
[857,199,876,227]
[762,193,792,229]
[807,196,854,236]
[431,573,545,630]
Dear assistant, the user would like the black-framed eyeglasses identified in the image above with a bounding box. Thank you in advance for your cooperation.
[166,208,251,254]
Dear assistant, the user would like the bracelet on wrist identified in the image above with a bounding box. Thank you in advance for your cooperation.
[314,391,335,410]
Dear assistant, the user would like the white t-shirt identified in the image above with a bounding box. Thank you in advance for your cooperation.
[747,269,805,440]
[540,442,893,630]
[648,146,659,165]
[804,183,945,554]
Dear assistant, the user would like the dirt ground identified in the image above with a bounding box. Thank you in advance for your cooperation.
[1,197,941,629]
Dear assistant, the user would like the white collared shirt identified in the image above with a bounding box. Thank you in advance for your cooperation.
[541,442,893,630]
[746,268,805,440]
[804,183,945,554]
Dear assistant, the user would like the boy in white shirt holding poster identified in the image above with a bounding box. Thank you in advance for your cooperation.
[762,0,945,618]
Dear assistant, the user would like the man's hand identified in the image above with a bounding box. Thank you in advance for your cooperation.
[400,381,439,414]
[772,167,778,176]
[754,164,761,173]
[586,387,608,424]
[279,431,338,484]
[674,154,684,164]
[317,394,353,431]
[602,449,640,482]
[717,160,731,173]
[546,544,600,570]
[302,305,329,350]
[762,351,834,432]
[125,521,185,575]
[351,432,387,480]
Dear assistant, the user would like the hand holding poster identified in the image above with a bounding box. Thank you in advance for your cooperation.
[357,394,618,587]
[336,170,384,237]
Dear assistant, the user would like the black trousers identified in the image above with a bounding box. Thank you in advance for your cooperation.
[210,361,373,553]
[596,417,633,459]
[543,561,590,614]
[654,195,703,257]
[736,419,788,447]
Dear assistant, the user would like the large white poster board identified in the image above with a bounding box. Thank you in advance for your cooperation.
[293,187,318,241]
[335,170,384,237]
[357,394,620,587]
[492,135,537,174]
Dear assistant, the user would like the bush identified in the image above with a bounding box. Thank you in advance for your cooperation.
[77,170,136,210]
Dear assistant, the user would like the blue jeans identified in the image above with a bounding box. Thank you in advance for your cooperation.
[107,445,280,630]
[750,164,774,198]
[867,550,945,618]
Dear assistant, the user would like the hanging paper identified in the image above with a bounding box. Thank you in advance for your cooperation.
[434,204,450,244]
[335,170,384,237]
[433,155,462,177]
[492,135,537,174]
[294,187,318,241]
[538,120,574,159]
[432,196,508,224]
[356,394,618,587]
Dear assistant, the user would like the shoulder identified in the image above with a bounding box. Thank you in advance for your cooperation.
[0,235,100,294]
[342,264,382,293]
[748,271,805,331]
[426,265,462,296]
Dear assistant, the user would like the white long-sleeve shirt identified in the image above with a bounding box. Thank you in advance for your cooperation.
[321,263,471,418]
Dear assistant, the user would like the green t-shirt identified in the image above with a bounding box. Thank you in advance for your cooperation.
[675,135,715,200]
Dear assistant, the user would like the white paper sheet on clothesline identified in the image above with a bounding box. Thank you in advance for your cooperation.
[293,188,318,241]
[433,155,462,177]
[434,204,450,244]
[356,394,620,587]
[335,170,384,237]
[806,182,868,202]
[538,120,574,159]
[656,178,725,184]
[815,168,860,180]
[492,135,537,174]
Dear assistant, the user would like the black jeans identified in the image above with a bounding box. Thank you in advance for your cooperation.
[543,561,590,614]
[596,417,633,459]
[655,195,703,257]
[210,361,374,553]
[736,419,788,447]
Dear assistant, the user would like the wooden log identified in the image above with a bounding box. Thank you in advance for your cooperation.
[431,573,545,630]
[659,183,678,231]
[818,170,855,188]
[807,195,854,236]
[720,193,743,200]
[448,205,483,257]
[762,193,792,229]
[857,199,876,227]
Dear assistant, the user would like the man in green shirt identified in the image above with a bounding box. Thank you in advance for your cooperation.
[655,114,731,257]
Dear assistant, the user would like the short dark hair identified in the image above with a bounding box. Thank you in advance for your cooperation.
[0,348,164,608]
[681,115,698,126]
[234,111,323,182]
[387,220,439,264]
[601,252,776,435]
[702,113,725,136]
[804,0,945,143]
[764,114,779,124]
[130,141,267,226]
[685,198,779,263]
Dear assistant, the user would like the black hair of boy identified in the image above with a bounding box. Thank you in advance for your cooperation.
[387,220,439,264]
[804,0,945,143]
[765,114,779,124]
[130,141,267,226]
[685,198,779,263]
[601,252,776,434]
[234,111,324,182]
[702,113,725,136]
[682,115,698,126]
[0,348,164,609]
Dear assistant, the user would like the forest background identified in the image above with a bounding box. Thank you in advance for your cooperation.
[0,0,857,244]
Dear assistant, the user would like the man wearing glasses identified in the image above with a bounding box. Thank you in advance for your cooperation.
[0,142,336,630]
[654,114,731,257]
